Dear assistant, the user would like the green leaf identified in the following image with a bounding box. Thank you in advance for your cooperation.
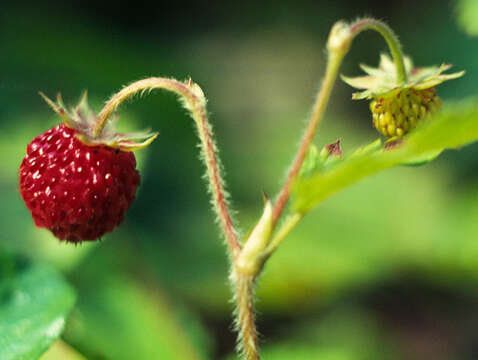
[0,255,76,360]
[400,148,443,166]
[40,340,86,360]
[293,99,478,213]
[64,271,212,360]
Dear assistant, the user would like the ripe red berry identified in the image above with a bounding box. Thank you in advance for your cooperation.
[19,92,157,243]
[19,124,140,243]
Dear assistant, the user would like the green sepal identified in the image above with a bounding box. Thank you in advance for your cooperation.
[299,144,320,177]
[299,140,343,178]
[39,92,158,152]
[341,53,464,100]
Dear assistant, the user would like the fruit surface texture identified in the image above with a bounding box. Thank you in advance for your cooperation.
[371,88,441,137]
[19,124,140,242]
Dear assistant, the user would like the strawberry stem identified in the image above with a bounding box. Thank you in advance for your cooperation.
[270,48,346,227]
[349,18,408,85]
[96,77,261,359]
[95,78,242,259]
[232,270,260,360]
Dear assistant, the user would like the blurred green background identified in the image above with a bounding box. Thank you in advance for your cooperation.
[1,0,478,359]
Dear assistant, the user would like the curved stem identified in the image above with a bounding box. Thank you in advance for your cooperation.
[95,77,241,259]
[271,51,345,227]
[349,18,407,84]
[232,270,259,360]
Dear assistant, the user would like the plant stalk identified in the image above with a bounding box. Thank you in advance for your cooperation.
[271,50,346,227]
[349,18,408,84]
[232,270,260,360]
[95,78,242,259]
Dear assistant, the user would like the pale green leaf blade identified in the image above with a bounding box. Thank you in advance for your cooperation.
[0,256,76,360]
[400,148,443,166]
[293,99,478,213]
[40,340,86,360]
[64,272,211,360]
[456,0,478,36]
[340,74,379,89]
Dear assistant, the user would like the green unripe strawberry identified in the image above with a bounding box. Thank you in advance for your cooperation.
[341,53,463,138]
[370,88,441,137]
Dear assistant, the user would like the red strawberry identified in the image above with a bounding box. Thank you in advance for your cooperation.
[19,92,157,243]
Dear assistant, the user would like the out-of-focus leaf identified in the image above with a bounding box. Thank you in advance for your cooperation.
[64,270,211,360]
[293,99,478,213]
[456,0,478,36]
[40,340,86,360]
[0,255,76,360]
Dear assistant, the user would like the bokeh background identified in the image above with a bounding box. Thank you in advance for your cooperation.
[2,0,478,359]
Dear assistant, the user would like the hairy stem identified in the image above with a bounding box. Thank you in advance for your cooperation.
[232,270,259,360]
[95,77,241,258]
[271,51,345,227]
[234,18,408,359]
[349,18,407,84]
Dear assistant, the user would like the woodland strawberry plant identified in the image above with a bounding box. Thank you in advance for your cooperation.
[5,16,478,360]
